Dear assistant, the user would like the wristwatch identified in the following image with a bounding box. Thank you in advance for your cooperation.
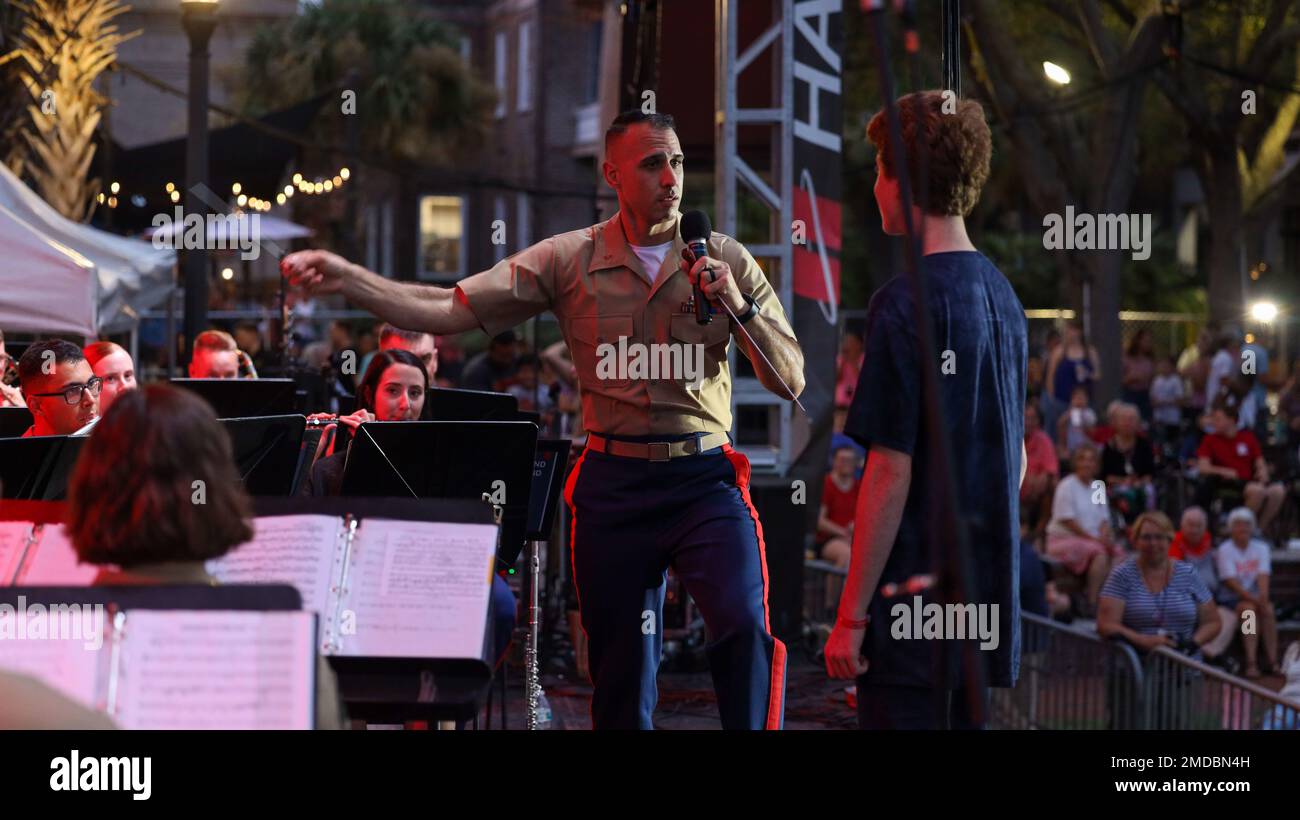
[735,292,760,324]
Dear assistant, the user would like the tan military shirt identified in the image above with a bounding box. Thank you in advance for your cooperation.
[457,212,796,436]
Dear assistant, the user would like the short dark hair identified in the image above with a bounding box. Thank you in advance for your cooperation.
[378,323,434,348]
[18,339,84,387]
[356,348,429,413]
[67,384,253,568]
[605,110,677,153]
[491,330,517,347]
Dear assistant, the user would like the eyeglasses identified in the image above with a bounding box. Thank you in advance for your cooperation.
[28,376,103,405]
[1136,532,1171,543]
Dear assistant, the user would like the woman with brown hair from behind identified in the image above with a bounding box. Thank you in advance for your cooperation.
[66,383,344,728]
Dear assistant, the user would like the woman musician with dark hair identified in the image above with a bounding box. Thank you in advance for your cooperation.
[301,348,519,671]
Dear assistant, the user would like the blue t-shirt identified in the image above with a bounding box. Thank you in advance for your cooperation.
[1100,557,1211,645]
[844,252,1027,688]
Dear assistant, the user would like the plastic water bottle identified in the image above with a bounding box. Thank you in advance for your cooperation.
[536,688,553,730]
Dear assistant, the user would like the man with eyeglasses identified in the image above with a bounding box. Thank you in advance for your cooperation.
[17,340,101,437]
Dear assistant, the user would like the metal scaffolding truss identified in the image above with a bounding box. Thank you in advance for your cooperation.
[715,0,795,474]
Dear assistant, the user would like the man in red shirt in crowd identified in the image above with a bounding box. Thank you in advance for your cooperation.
[816,445,862,569]
[1196,398,1287,534]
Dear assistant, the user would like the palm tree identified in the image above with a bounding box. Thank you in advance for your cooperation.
[236,0,495,168]
[7,0,136,222]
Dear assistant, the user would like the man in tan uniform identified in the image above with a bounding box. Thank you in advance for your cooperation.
[283,110,805,729]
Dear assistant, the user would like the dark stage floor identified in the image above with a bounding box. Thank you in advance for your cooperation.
[483,654,858,730]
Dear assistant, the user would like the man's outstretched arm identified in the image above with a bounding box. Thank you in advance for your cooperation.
[281,249,482,336]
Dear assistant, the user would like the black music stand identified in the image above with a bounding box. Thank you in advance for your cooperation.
[425,387,518,421]
[251,495,497,723]
[171,377,298,418]
[526,439,570,541]
[339,420,538,567]
[219,415,307,497]
[0,435,85,500]
[0,406,33,438]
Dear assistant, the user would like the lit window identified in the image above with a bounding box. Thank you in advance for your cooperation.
[418,195,465,281]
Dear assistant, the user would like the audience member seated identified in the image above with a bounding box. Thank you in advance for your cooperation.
[83,341,137,413]
[1055,384,1096,460]
[1170,506,1242,670]
[1101,402,1156,523]
[1196,396,1286,534]
[188,329,242,379]
[815,446,861,569]
[64,384,345,728]
[0,328,25,408]
[1097,511,1219,657]
[460,330,518,392]
[504,354,553,415]
[1021,402,1058,537]
[17,340,100,437]
[1215,507,1279,679]
[1046,444,1122,613]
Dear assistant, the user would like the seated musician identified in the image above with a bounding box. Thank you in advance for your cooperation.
[302,348,427,496]
[304,348,519,665]
[83,341,137,413]
[0,328,25,408]
[17,340,100,437]
[188,329,248,379]
[64,384,345,729]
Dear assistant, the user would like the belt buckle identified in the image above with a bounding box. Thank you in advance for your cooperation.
[647,442,671,462]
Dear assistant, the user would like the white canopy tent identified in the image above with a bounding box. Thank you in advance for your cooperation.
[0,201,98,338]
[0,162,175,334]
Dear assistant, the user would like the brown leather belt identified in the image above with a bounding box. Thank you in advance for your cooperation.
[585,431,729,461]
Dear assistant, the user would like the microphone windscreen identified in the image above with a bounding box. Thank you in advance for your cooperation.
[680,210,712,244]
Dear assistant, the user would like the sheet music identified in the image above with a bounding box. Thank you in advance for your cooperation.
[16,524,101,586]
[113,610,316,730]
[207,515,343,615]
[0,625,104,709]
[0,521,34,585]
[338,520,496,659]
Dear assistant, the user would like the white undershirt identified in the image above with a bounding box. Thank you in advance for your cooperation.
[628,241,673,285]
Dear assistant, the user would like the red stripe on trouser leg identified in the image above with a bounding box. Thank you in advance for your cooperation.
[720,443,786,730]
[563,447,595,728]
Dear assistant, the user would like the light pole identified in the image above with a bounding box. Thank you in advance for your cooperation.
[180,0,219,365]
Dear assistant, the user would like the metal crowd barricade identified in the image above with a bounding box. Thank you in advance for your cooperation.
[991,613,1300,729]
[1142,646,1300,730]
[990,613,1145,729]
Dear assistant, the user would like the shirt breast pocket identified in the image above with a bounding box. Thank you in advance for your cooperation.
[569,314,634,389]
[669,314,731,385]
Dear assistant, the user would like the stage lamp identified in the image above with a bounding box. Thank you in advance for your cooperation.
[1043,61,1071,85]
[1250,301,1278,323]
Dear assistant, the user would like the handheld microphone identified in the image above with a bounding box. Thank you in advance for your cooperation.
[681,210,713,325]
